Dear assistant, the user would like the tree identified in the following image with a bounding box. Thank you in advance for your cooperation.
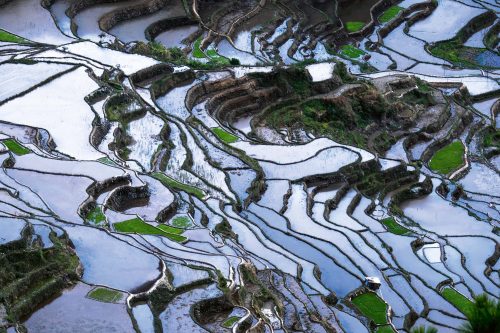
[459,294,500,333]
[411,326,438,333]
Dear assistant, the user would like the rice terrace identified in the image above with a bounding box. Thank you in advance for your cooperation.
[0,0,499,332]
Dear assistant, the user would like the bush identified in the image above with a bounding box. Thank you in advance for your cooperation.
[459,294,500,333]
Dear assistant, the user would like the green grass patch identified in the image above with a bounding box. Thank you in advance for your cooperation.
[376,325,396,333]
[429,39,492,69]
[345,21,365,32]
[206,48,230,65]
[379,6,403,23]
[152,172,206,199]
[351,292,388,325]
[156,224,184,235]
[206,49,218,58]
[0,29,29,43]
[380,217,410,235]
[86,206,106,225]
[428,141,465,175]
[222,316,240,328]
[192,37,206,58]
[441,287,474,317]
[171,215,192,228]
[87,287,123,303]
[212,127,238,143]
[340,44,365,59]
[97,156,118,166]
[2,139,31,155]
[114,217,187,242]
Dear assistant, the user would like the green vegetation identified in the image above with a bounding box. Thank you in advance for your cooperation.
[345,21,365,32]
[87,287,123,303]
[351,292,388,325]
[238,264,280,315]
[206,48,230,66]
[0,29,29,43]
[190,39,231,65]
[429,141,465,175]
[249,67,312,96]
[266,86,393,149]
[86,206,106,225]
[133,41,186,63]
[379,6,403,23]
[215,219,237,239]
[212,127,238,143]
[229,58,241,65]
[105,94,145,126]
[156,224,184,235]
[222,316,240,328]
[483,127,499,149]
[206,49,218,58]
[152,172,206,199]
[459,294,499,333]
[411,326,438,333]
[376,325,396,333]
[97,156,118,166]
[114,217,187,242]
[216,269,229,291]
[2,139,31,155]
[401,89,435,107]
[415,77,431,93]
[171,215,192,228]
[0,232,80,323]
[334,62,356,83]
[380,217,410,235]
[340,44,365,59]
[107,81,124,91]
[373,131,397,154]
[104,94,146,160]
[130,41,232,70]
[192,37,206,58]
[441,287,474,317]
[429,39,494,69]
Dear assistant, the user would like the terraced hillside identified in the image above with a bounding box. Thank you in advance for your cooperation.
[0,0,499,332]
